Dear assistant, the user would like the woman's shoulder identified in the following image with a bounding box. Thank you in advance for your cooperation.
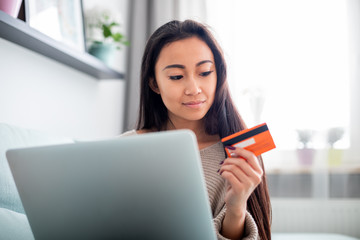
[120,128,155,137]
[120,129,137,137]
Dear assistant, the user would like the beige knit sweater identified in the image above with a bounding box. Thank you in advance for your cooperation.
[121,130,259,240]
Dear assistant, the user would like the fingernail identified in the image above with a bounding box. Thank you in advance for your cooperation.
[219,160,224,165]
[217,169,220,173]
[225,146,236,150]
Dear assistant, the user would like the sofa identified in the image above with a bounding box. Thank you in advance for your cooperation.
[1,123,358,240]
[0,123,74,240]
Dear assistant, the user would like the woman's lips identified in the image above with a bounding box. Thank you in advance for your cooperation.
[182,100,206,108]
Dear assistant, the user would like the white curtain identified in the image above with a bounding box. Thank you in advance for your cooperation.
[149,0,207,32]
[348,0,360,158]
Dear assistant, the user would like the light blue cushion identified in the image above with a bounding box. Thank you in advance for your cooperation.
[0,207,34,240]
[0,123,74,213]
[272,233,358,240]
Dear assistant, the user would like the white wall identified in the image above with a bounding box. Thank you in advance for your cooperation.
[0,38,125,139]
[0,0,131,139]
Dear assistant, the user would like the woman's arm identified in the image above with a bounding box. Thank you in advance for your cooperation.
[221,206,246,239]
[219,146,263,239]
[214,205,259,240]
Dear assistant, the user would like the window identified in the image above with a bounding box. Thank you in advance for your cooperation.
[206,0,359,199]
[206,0,350,150]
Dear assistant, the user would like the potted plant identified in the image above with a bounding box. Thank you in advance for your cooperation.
[327,127,345,166]
[85,9,129,65]
[296,129,315,165]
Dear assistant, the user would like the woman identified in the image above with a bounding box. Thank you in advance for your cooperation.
[125,19,271,240]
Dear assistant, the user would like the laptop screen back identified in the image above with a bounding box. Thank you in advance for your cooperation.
[7,130,217,240]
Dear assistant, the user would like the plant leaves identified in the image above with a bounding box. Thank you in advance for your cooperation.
[112,33,123,42]
[109,22,120,27]
[102,24,112,38]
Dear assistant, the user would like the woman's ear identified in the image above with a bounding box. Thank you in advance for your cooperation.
[149,78,160,94]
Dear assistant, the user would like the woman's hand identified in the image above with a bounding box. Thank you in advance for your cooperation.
[219,146,263,239]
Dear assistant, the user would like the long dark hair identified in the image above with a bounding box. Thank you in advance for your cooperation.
[137,20,271,239]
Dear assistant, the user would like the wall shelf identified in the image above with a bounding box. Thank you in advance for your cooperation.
[0,11,124,80]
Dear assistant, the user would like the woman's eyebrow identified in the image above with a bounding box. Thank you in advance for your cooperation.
[196,60,213,66]
[162,64,185,71]
[162,60,213,71]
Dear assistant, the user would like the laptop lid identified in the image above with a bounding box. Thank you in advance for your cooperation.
[6,130,217,240]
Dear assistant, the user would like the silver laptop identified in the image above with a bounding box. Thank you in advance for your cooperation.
[6,130,216,240]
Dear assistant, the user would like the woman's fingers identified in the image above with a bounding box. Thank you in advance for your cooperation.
[220,158,262,186]
[221,170,247,193]
[219,147,264,215]
[220,160,251,182]
[225,146,263,175]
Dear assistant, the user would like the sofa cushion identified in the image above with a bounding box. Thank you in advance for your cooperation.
[0,207,34,240]
[0,123,74,213]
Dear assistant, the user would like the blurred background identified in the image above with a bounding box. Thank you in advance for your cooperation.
[1,0,359,238]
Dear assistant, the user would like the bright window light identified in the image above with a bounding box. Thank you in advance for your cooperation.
[206,0,350,150]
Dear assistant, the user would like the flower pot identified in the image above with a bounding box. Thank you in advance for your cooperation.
[88,43,116,66]
[297,148,315,166]
[0,0,22,18]
[328,148,343,166]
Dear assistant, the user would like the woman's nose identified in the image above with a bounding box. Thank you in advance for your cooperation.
[184,78,202,95]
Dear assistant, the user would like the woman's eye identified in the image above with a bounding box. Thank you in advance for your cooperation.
[169,75,183,80]
[200,71,214,77]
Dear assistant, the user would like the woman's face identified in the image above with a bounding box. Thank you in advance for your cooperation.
[153,37,217,125]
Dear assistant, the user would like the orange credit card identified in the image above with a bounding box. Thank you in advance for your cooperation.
[221,123,276,157]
